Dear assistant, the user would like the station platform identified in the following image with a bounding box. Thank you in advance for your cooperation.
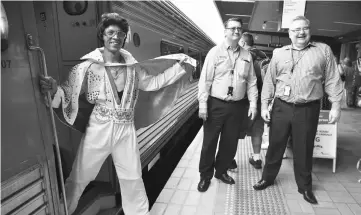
[150,108,361,215]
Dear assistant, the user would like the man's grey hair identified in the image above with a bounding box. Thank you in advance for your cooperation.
[290,15,311,26]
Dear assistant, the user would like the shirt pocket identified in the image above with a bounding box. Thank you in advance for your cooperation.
[237,58,251,80]
[214,56,228,67]
[275,76,290,96]
[214,56,229,74]
[305,64,323,79]
[278,60,292,75]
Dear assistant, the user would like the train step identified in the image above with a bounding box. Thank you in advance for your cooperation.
[60,182,119,215]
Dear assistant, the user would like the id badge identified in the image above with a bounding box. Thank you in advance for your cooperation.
[227,86,234,96]
[284,86,291,96]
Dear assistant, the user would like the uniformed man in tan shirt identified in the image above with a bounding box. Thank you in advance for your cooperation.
[197,17,258,192]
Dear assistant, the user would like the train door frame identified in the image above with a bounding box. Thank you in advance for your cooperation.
[21,2,62,214]
[32,0,121,209]
[1,1,62,215]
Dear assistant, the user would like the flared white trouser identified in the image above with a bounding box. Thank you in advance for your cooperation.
[64,113,149,215]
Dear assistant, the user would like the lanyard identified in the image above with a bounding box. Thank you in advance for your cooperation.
[226,48,240,86]
[290,47,307,73]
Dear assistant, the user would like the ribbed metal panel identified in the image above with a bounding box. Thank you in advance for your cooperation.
[138,82,199,168]
[1,165,49,215]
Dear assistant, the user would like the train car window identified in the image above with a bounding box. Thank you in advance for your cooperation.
[188,48,198,57]
[133,32,140,47]
[193,60,201,80]
[200,54,206,73]
[63,1,88,16]
[160,40,184,55]
[188,48,201,79]
[1,3,9,52]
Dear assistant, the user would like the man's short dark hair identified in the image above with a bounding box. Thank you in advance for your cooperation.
[224,17,243,28]
[241,32,254,46]
[96,13,129,45]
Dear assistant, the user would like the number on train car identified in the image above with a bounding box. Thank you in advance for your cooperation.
[1,60,11,68]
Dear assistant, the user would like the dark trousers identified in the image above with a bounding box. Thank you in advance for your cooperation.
[199,96,248,179]
[262,98,320,191]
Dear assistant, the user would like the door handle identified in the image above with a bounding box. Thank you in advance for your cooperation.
[357,158,361,183]
[26,33,69,215]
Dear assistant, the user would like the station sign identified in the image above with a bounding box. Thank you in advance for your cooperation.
[281,0,306,29]
[313,110,337,172]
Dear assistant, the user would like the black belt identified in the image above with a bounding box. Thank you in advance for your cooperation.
[276,98,320,106]
[210,96,247,103]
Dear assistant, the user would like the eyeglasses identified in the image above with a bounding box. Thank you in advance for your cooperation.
[104,30,127,38]
[289,27,310,33]
[226,27,243,32]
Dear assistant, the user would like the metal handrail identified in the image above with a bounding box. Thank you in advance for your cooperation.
[357,158,361,183]
[26,34,69,215]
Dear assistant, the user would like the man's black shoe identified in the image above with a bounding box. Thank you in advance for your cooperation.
[249,156,262,169]
[215,172,235,185]
[253,179,274,190]
[197,178,211,192]
[298,189,318,204]
[228,159,238,171]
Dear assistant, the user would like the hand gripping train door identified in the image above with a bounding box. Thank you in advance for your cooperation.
[26,33,69,215]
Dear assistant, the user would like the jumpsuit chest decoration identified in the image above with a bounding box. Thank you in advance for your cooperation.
[92,64,139,124]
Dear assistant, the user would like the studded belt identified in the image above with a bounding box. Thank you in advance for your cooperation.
[93,104,134,124]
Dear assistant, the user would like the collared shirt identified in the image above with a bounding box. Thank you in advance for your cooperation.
[261,42,343,111]
[198,41,258,109]
[248,47,268,98]
[343,65,356,89]
[353,60,361,87]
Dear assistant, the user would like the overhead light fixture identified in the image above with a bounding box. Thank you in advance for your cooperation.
[317,29,340,32]
[334,21,361,26]
[225,14,251,17]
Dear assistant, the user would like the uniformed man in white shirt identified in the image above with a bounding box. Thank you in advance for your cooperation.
[197,17,258,192]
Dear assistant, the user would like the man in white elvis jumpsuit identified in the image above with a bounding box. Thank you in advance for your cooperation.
[40,13,195,215]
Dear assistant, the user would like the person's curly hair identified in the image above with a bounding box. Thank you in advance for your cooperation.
[96,13,129,47]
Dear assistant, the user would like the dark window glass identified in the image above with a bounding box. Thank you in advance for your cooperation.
[160,40,184,56]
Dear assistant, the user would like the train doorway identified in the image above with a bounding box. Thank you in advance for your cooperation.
[1,2,60,215]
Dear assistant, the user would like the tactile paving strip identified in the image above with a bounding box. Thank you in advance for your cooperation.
[225,137,289,215]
